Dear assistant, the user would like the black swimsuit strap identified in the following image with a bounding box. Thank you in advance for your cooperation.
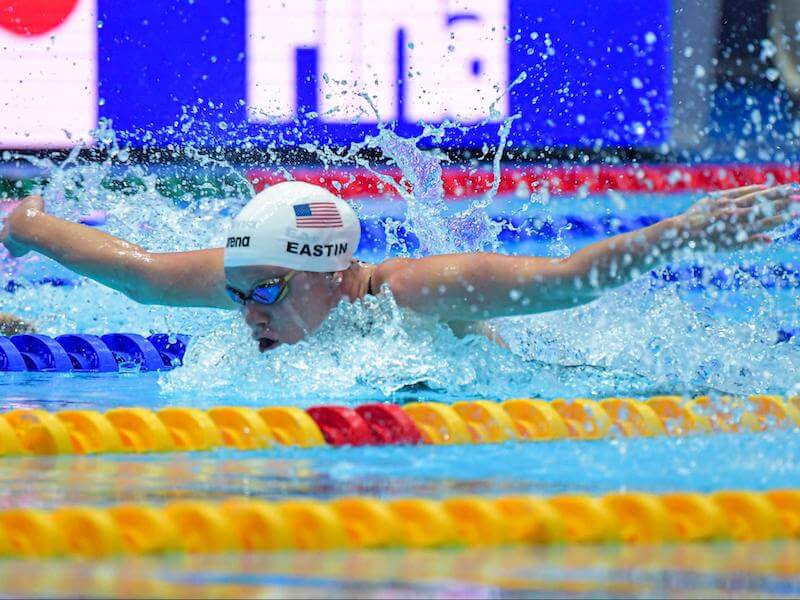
[356,260,376,295]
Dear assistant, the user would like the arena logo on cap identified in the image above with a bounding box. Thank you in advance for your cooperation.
[226,236,251,248]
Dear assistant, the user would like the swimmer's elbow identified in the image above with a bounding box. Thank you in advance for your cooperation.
[120,251,171,305]
[119,279,160,305]
[123,250,229,308]
[549,258,607,307]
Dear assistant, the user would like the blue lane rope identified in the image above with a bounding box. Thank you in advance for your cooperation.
[0,333,190,373]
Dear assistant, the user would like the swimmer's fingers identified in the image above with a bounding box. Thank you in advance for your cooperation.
[726,185,796,208]
[690,185,770,216]
[713,184,768,200]
[22,195,44,213]
[729,196,793,221]
[711,191,793,223]
[745,233,773,246]
[751,211,800,233]
[0,195,43,258]
[727,211,798,248]
[696,204,796,249]
[0,313,35,336]
[715,204,790,228]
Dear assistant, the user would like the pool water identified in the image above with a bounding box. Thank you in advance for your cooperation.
[6,190,800,401]
[2,181,800,596]
[5,542,800,598]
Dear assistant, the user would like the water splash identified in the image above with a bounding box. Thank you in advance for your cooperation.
[161,288,663,404]
[2,110,800,402]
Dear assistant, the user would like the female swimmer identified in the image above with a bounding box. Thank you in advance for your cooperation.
[1,182,796,351]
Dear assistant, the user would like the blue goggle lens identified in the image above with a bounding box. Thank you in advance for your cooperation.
[250,282,284,305]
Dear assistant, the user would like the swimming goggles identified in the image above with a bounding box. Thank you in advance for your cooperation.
[225,271,296,306]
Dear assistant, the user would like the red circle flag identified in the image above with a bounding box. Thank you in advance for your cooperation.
[0,0,80,36]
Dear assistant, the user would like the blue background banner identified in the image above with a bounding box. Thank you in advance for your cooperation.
[96,0,671,149]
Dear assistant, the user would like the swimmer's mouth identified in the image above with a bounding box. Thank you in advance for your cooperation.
[258,338,280,353]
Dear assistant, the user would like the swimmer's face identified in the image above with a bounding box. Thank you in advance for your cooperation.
[225,265,338,352]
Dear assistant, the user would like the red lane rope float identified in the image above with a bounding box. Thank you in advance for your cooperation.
[246,164,800,199]
[1,489,800,557]
[306,406,375,446]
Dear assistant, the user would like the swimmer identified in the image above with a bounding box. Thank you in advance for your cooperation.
[0,182,796,352]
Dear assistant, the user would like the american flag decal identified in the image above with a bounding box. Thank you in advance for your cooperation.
[293,202,344,228]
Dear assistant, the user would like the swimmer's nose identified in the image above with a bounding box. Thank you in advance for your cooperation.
[243,301,270,330]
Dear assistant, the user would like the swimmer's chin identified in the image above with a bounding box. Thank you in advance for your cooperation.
[258,338,282,353]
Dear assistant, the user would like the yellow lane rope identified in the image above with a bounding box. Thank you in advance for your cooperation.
[0,394,796,456]
[0,489,798,557]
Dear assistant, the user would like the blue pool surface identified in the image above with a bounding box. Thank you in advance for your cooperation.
[2,189,800,597]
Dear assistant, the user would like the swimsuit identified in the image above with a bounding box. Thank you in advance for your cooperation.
[356,260,375,296]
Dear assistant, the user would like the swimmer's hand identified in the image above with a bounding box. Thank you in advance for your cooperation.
[0,195,44,258]
[673,184,799,251]
[0,313,35,336]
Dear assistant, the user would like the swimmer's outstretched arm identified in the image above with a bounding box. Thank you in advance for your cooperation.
[0,196,233,309]
[374,185,797,321]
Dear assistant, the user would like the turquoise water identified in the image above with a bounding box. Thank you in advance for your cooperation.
[3,180,800,597]
[3,184,799,480]
[0,428,800,509]
[5,542,800,598]
[5,191,800,402]
[2,189,800,498]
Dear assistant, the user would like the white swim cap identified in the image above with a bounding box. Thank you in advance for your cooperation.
[224,181,361,272]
